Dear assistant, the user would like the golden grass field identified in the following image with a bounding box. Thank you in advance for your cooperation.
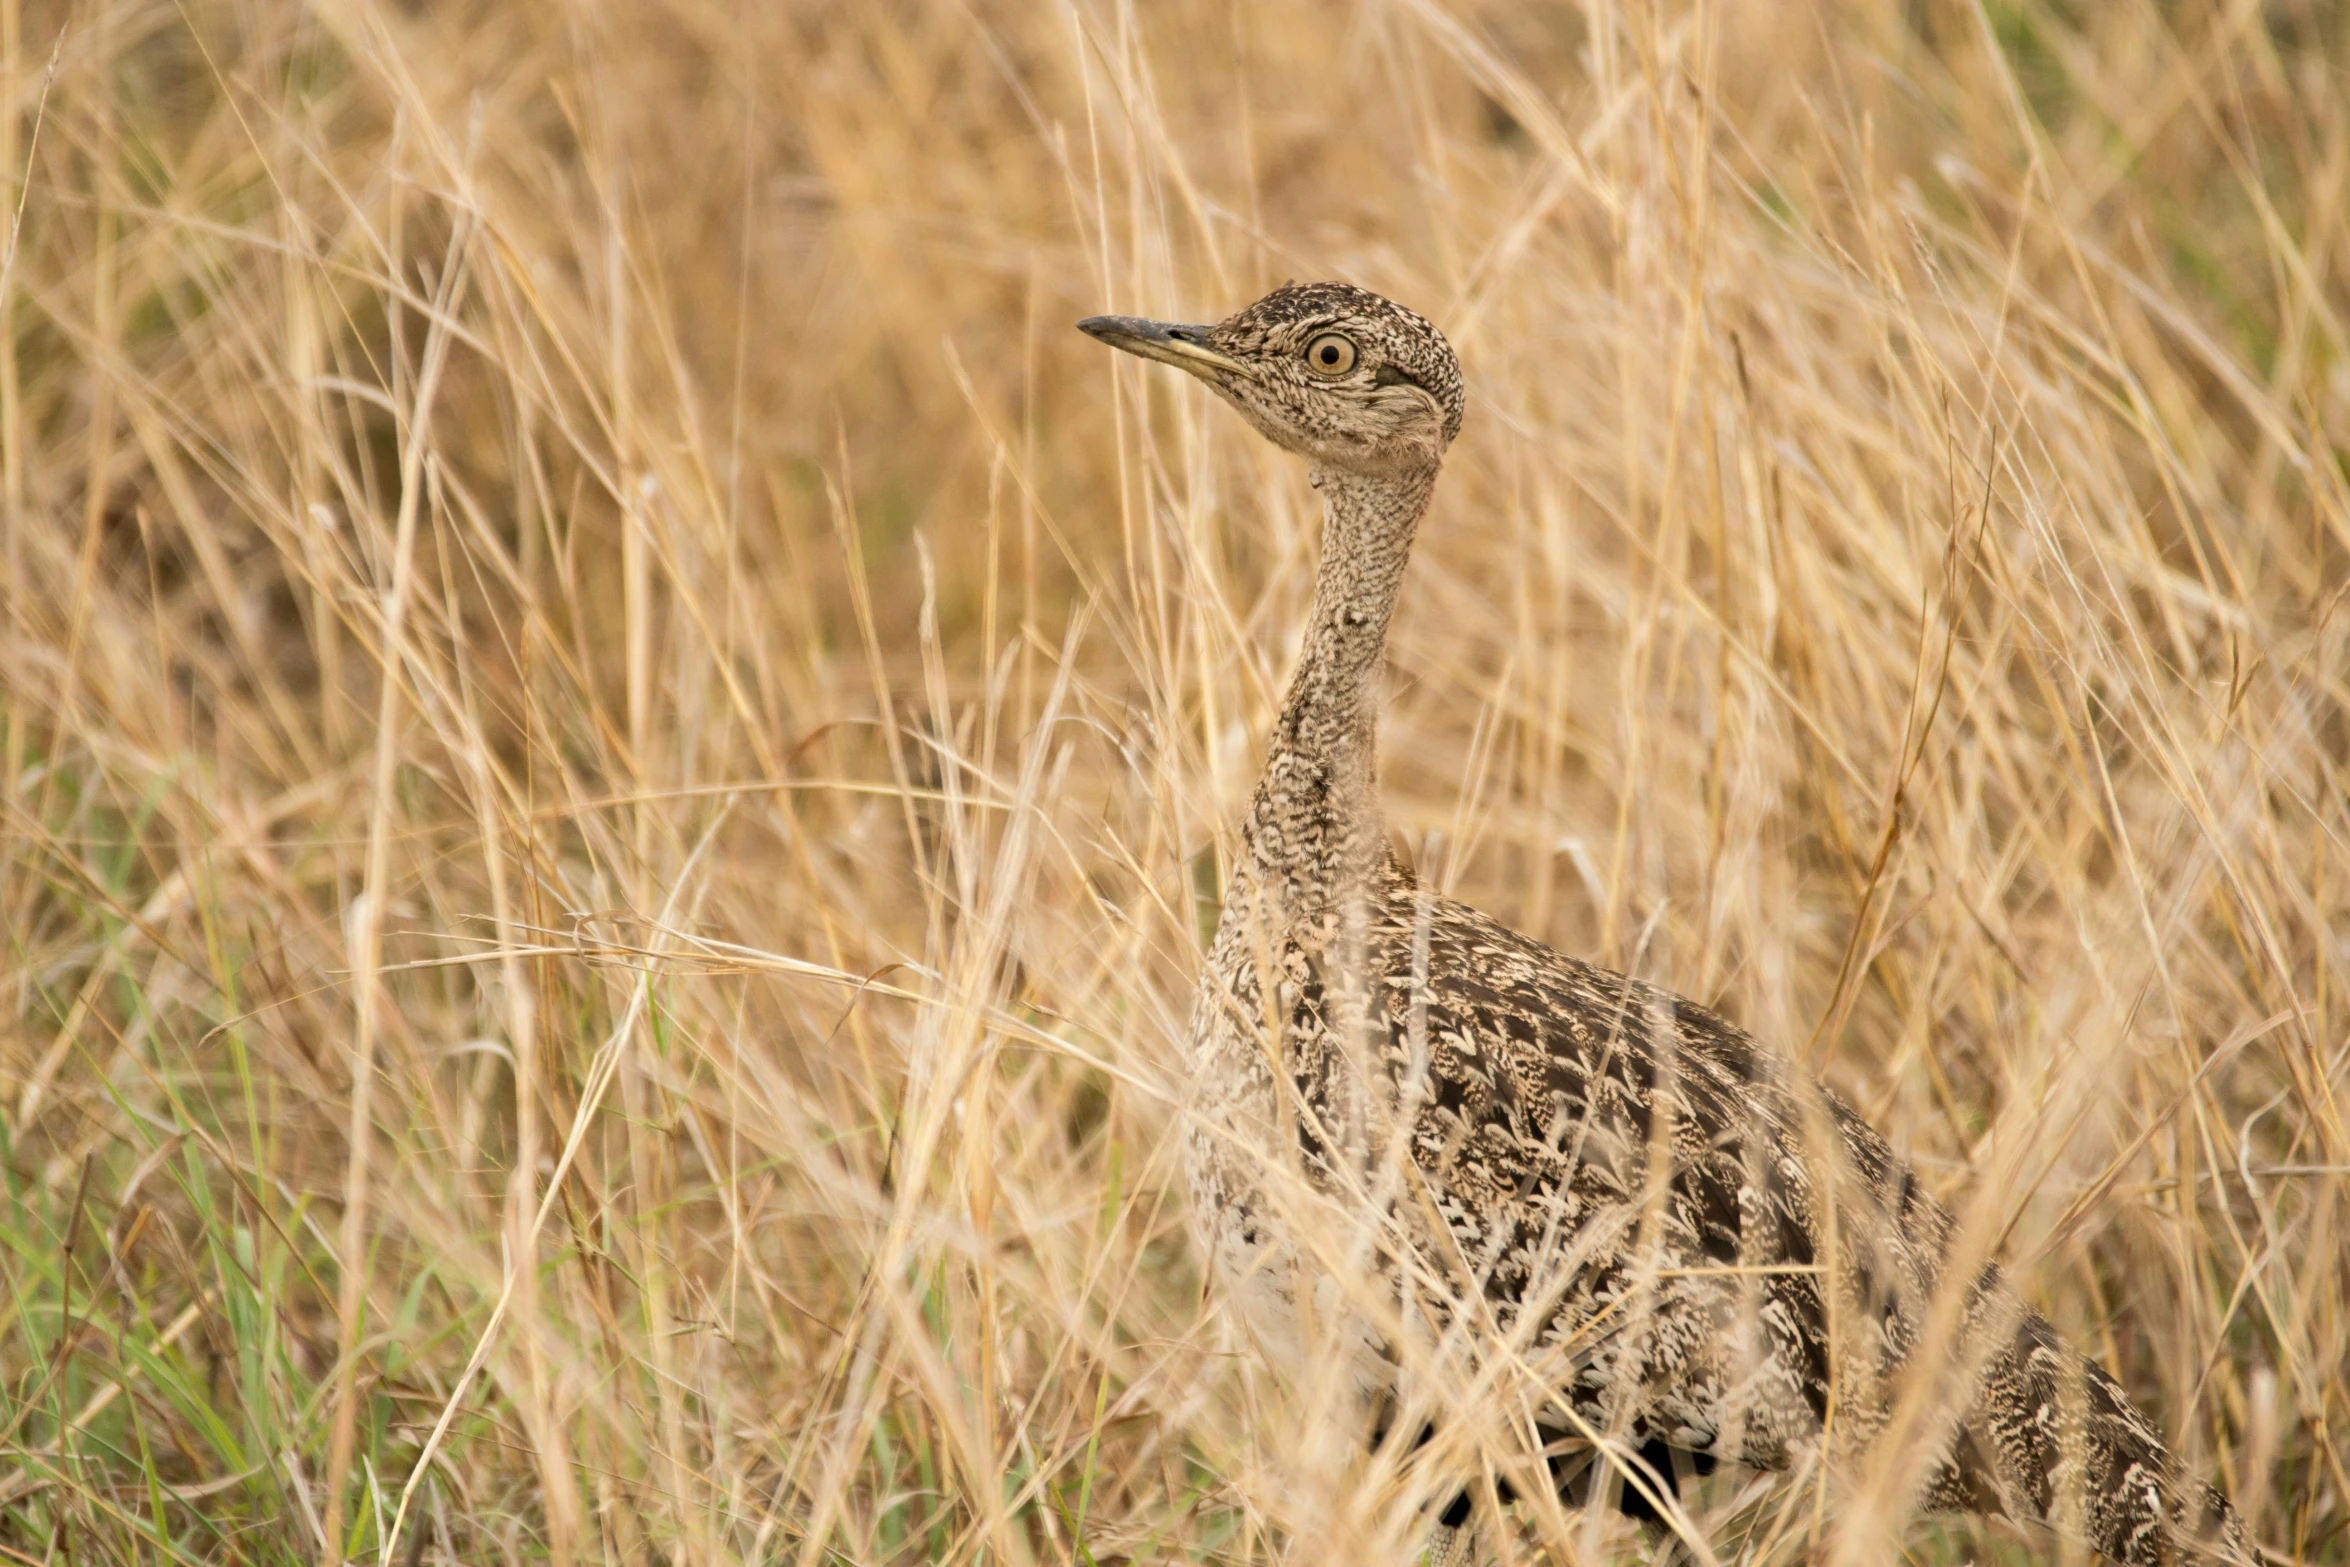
[1,0,2345,1562]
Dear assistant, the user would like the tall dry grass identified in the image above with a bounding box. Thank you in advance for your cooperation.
[0,0,2343,1562]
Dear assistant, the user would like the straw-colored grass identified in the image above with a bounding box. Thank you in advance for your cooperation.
[0,0,2343,1562]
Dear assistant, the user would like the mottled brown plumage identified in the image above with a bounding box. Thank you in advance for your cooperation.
[1078,283,2244,1565]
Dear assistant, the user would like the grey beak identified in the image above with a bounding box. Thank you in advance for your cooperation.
[1077,314,1254,380]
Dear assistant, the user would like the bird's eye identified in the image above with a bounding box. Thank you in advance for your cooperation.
[1303,332,1358,377]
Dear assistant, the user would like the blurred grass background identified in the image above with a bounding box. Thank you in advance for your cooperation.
[0,0,2345,1562]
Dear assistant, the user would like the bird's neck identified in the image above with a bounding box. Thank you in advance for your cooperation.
[1235,462,1436,943]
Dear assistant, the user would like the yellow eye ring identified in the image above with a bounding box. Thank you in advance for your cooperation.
[1303,332,1358,377]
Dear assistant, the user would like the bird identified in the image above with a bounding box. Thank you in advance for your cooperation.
[1078,282,2248,1566]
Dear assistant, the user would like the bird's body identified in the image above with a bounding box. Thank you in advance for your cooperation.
[1079,283,2245,1564]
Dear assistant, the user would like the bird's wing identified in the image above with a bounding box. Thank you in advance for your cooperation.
[1274,881,1956,1459]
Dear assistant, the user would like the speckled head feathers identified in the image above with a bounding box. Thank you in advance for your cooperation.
[1079,281,1463,476]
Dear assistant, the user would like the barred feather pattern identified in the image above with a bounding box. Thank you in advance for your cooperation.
[1188,856,2247,1564]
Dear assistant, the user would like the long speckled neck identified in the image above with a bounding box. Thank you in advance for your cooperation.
[1236,462,1437,937]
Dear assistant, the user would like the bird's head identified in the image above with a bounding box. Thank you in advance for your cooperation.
[1079,281,1463,478]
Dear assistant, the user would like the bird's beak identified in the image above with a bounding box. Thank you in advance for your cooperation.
[1076,315,1255,381]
